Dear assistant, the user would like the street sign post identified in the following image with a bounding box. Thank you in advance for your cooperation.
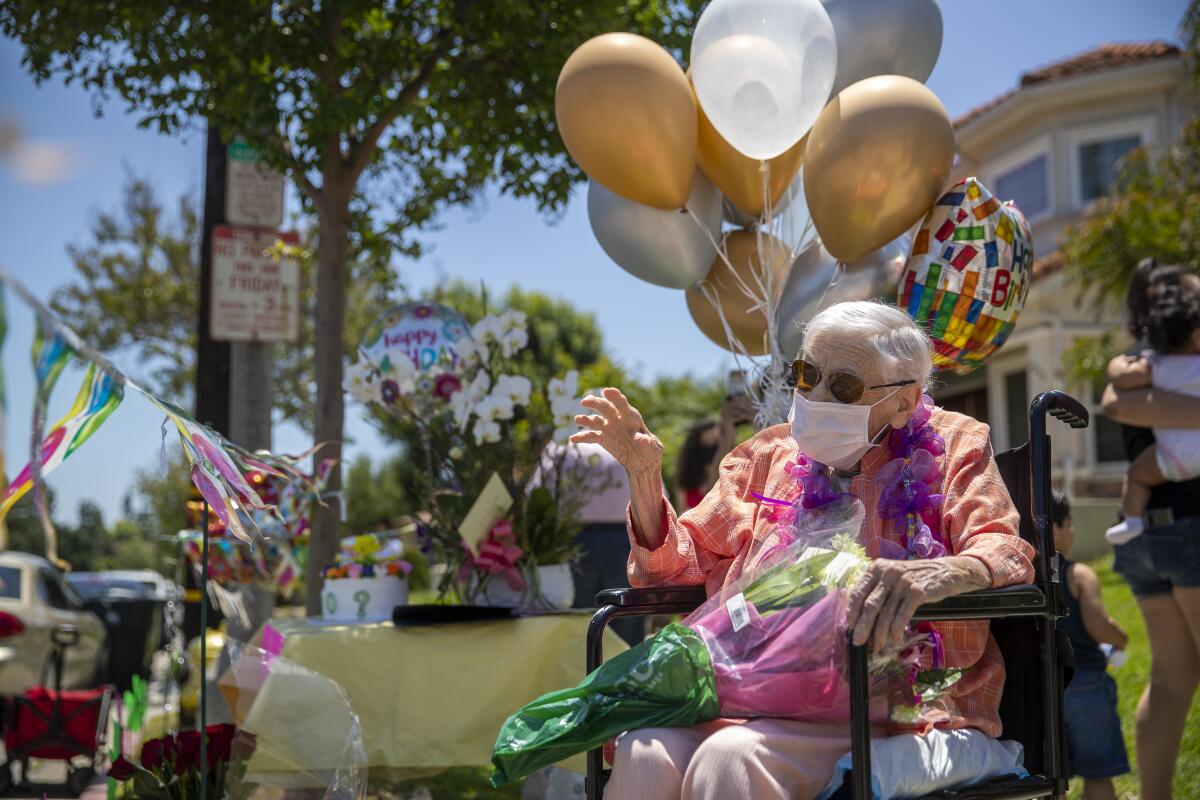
[210,226,301,343]
[225,140,285,228]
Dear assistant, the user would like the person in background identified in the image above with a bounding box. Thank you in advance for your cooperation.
[1051,491,1130,800]
[1100,259,1200,800]
[542,440,643,645]
[1104,282,1200,545]
[673,393,755,511]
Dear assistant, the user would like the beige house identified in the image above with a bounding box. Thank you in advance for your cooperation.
[932,42,1191,550]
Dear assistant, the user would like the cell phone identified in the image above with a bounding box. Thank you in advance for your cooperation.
[726,369,746,398]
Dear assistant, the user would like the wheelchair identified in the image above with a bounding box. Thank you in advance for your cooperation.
[585,391,1088,800]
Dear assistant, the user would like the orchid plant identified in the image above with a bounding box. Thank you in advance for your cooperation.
[345,307,598,604]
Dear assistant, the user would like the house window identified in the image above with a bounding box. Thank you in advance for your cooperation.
[1004,370,1029,448]
[1079,135,1141,203]
[1093,388,1127,463]
[994,155,1049,218]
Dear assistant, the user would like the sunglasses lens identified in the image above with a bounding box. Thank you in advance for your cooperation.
[829,373,865,404]
[796,360,821,391]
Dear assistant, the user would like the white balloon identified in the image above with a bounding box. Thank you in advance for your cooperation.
[587,171,724,289]
[691,0,837,160]
[821,0,943,96]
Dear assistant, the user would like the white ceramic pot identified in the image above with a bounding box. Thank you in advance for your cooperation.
[321,575,408,622]
[477,563,575,610]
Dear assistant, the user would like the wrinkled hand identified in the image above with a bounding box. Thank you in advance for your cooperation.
[846,557,991,650]
[571,388,664,477]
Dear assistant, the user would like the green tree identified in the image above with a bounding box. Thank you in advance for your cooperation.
[2,0,701,612]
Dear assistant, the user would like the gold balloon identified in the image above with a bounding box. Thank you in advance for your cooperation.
[556,33,696,210]
[687,230,791,356]
[694,78,806,218]
[802,75,954,262]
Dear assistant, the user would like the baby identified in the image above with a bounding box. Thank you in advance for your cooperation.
[1106,283,1200,545]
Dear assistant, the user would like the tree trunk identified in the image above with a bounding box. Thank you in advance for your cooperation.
[305,175,352,615]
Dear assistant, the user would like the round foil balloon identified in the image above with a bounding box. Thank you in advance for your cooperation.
[820,0,943,96]
[587,171,723,289]
[357,303,470,379]
[686,230,791,355]
[690,0,837,160]
[898,177,1034,373]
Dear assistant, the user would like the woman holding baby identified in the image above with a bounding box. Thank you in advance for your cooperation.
[1101,258,1200,800]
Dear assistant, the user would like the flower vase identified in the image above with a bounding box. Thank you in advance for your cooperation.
[321,575,409,622]
[476,563,574,611]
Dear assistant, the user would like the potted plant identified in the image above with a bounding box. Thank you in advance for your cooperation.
[345,303,603,609]
[320,534,413,620]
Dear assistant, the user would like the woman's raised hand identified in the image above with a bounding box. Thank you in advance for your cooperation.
[571,388,664,477]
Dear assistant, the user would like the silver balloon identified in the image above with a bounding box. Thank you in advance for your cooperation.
[776,233,911,358]
[820,0,942,96]
[588,171,723,289]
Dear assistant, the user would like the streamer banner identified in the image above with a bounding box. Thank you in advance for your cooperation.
[0,363,124,519]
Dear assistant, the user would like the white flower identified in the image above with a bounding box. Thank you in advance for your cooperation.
[499,327,528,357]
[476,392,515,422]
[549,371,582,427]
[473,418,502,445]
[498,310,527,332]
[344,358,381,405]
[451,372,491,431]
[493,374,532,408]
[552,425,576,444]
[453,337,481,366]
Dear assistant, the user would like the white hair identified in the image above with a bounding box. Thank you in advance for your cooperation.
[800,300,934,389]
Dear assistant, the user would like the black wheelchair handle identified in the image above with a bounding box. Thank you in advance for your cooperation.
[1031,390,1089,430]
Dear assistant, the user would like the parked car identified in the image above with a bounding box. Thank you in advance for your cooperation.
[0,552,107,693]
[67,570,181,691]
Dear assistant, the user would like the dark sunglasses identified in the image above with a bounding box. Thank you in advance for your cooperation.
[788,359,916,404]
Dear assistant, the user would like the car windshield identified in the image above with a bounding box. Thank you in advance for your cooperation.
[67,575,159,601]
[0,567,19,600]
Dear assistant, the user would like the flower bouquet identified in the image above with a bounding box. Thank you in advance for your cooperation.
[490,497,962,786]
[321,534,413,620]
[345,301,602,607]
[108,724,255,800]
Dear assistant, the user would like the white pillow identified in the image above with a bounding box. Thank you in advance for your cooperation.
[818,729,1027,800]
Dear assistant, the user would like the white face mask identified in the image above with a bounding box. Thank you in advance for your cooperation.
[789,390,895,471]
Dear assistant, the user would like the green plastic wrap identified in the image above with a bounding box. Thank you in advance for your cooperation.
[490,622,718,786]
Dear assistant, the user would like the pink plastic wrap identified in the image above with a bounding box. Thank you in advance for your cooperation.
[683,497,957,726]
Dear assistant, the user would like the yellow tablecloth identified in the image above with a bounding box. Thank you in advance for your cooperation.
[240,613,627,777]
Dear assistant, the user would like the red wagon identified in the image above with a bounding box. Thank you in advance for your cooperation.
[0,626,113,796]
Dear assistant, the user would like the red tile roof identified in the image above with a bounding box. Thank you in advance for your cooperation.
[954,42,1181,129]
[1032,251,1066,281]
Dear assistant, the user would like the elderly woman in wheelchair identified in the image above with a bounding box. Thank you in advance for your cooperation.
[572,301,1036,800]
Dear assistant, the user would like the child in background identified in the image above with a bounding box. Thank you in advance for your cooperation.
[1053,491,1130,800]
[1105,283,1200,544]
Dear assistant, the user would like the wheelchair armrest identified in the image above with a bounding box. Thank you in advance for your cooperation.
[594,586,707,610]
[912,584,1045,621]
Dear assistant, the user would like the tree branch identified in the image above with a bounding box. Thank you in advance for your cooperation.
[278,126,321,205]
[346,26,454,180]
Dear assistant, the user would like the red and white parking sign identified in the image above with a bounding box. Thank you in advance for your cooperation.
[210,226,301,342]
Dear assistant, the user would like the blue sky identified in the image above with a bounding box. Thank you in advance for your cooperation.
[0,1,1189,527]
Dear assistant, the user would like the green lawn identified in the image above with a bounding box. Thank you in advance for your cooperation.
[379,558,1199,799]
[1068,557,1200,800]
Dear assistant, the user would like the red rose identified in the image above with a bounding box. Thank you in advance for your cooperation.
[434,373,462,400]
[206,723,237,765]
[109,757,137,781]
[174,730,202,775]
[139,737,168,770]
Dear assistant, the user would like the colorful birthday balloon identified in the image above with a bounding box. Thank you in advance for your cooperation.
[897,177,1033,373]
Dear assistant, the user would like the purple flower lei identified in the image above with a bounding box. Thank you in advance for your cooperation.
[878,394,948,560]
